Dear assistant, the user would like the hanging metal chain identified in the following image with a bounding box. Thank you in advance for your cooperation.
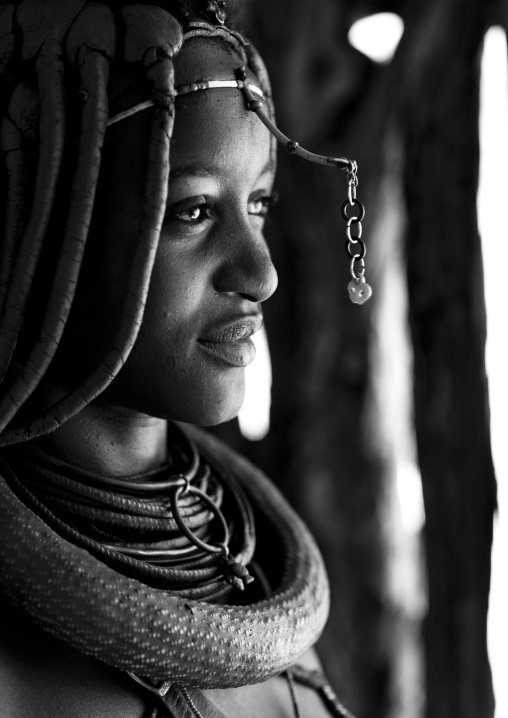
[341,164,372,305]
[238,70,371,303]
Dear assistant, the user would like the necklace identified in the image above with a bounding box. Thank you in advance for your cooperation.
[0,425,329,689]
[136,665,358,718]
[2,422,255,597]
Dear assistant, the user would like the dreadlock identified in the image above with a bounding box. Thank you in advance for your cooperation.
[0,0,271,445]
[0,0,271,447]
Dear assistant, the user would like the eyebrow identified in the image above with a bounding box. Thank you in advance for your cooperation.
[168,165,215,181]
[168,158,276,183]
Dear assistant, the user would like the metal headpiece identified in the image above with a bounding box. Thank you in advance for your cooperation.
[105,19,371,305]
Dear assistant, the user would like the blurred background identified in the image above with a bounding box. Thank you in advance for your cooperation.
[209,2,507,717]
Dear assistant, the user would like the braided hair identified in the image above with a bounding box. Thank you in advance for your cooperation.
[0,0,272,446]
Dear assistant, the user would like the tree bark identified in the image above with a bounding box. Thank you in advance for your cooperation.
[230,3,392,717]
[401,1,496,716]
[213,1,498,716]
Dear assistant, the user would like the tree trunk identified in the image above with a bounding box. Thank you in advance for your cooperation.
[402,1,496,716]
[231,3,392,716]
[212,1,498,716]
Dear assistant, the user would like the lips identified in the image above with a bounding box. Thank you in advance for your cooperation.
[198,315,263,367]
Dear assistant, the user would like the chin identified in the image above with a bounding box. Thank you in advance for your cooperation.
[103,359,247,426]
[147,375,246,427]
[194,404,242,427]
[184,387,245,427]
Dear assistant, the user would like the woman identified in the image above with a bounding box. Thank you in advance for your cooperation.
[0,1,358,715]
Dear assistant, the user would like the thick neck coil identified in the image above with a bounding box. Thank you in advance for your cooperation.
[0,422,257,599]
[0,426,330,688]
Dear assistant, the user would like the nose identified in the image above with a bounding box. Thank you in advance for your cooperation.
[214,220,278,303]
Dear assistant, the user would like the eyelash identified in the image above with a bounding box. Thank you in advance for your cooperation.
[167,193,279,225]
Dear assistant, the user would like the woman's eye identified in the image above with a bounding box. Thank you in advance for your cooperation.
[248,193,279,218]
[165,193,279,227]
[170,204,211,223]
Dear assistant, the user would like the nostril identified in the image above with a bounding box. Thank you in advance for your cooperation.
[237,291,258,302]
[255,259,278,303]
[214,238,278,303]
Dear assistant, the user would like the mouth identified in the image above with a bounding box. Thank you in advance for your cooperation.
[198,315,263,367]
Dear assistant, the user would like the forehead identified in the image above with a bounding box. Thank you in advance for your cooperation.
[170,38,272,178]
[174,35,248,84]
[104,36,273,189]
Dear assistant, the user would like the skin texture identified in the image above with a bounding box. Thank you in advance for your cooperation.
[36,39,277,475]
[107,43,277,424]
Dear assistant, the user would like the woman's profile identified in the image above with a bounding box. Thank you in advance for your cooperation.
[0,1,358,715]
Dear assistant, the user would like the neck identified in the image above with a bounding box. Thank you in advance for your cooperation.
[32,402,168,477]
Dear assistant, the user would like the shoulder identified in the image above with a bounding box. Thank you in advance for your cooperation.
[0,595,146,718]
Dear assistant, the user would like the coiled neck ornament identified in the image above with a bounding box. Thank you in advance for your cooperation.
[0,426,330,688]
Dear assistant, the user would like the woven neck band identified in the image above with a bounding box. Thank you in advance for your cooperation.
[1,427,256,599]
[0,427,329,688]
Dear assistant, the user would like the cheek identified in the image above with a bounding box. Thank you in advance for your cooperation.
[106,253,246,425]
[129,245,207,372]
[124,317,246,425]
[141,251,201,337]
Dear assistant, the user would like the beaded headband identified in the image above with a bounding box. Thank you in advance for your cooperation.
[107,77,265,127]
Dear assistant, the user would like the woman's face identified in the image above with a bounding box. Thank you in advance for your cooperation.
[88,40,277,426]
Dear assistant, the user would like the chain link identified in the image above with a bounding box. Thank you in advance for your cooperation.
[345,239,366,261]
[341,164,372,304]
[350,256,365,281]
[346,217,363,241]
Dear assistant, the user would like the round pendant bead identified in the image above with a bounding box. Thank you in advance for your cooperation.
[348,280,372,305]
